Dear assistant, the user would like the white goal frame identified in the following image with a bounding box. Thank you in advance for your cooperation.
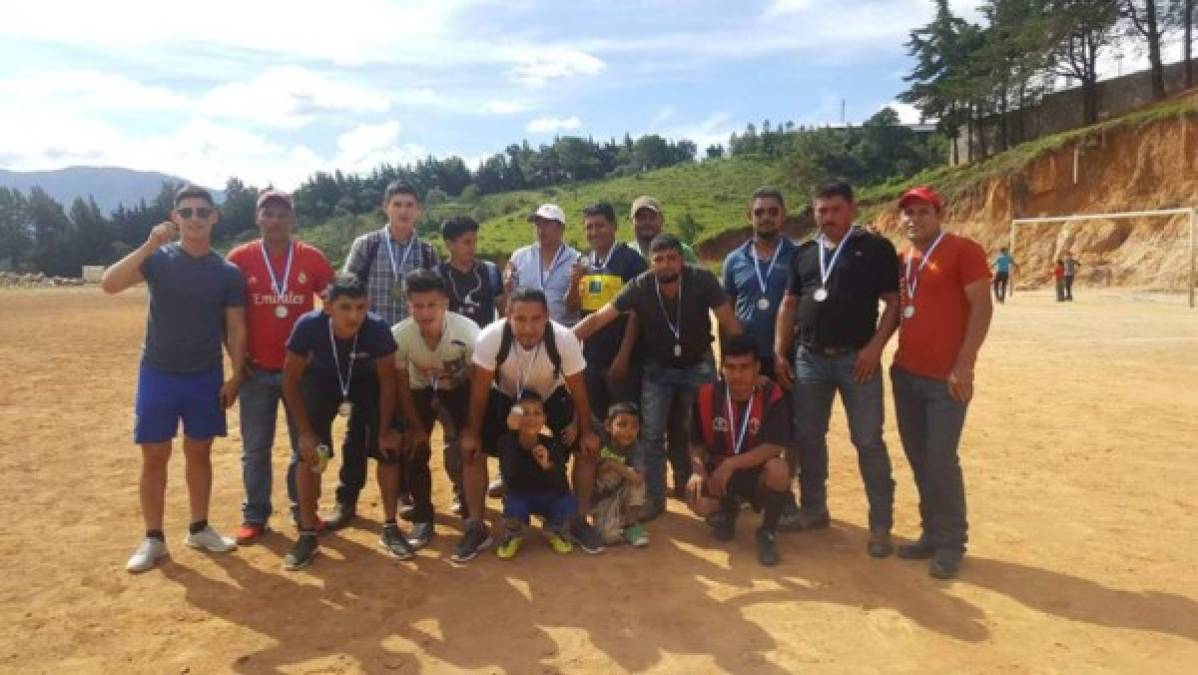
[1008,207,1198,309]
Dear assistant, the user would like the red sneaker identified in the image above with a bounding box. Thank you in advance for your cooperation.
[235,522,266,545]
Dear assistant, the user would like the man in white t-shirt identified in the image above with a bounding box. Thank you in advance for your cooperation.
[453,287,604,562]
[392,270,479,549]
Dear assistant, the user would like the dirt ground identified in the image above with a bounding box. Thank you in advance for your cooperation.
[1,286,1195,674]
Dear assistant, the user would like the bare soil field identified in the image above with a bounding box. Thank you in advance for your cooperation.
[1,287,1195,674]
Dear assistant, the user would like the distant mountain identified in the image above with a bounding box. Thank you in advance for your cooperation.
[0,166,224,214]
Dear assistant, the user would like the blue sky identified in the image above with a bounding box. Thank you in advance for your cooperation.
[0,0,1168,190]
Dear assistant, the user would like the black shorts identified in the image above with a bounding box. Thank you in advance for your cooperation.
[706,463,766,511]
[300,371,381,461]
[480,387,577,457]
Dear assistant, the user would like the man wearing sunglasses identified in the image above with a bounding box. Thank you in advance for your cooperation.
[102,185,247,573]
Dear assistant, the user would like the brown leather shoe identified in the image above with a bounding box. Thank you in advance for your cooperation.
[867,528,894,558]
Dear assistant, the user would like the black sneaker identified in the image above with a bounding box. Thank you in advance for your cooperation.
[569,518,606,555]
[776,500,804,533]
[929,549,963,579]
[324,502,356,531]
[380,523,415,560]
[710,509,737,542]
[284,533,318,571]
[756,529,780,566]
[451,521,493,563]
[867,528,894,558]
[897,538,936,560]
[407,522,434,550]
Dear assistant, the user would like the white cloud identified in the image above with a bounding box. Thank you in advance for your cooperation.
[4,0,473,66]
[507,48,606,87]
[484,99,531,115]
[331,121,427,174]
[657,112,734,154]
[882,101,924,125]
[525,115,583,134]
[201,66,391,129]
[765,0,813,15]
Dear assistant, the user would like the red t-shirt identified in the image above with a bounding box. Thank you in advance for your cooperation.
[894,233,990,381]
[227,240,335,370]
[1053,264,1065,280]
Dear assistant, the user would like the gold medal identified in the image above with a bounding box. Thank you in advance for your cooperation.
[338,401,353,417]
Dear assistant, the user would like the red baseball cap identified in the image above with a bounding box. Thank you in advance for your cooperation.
[898,185,943,211]
[256,189,294,210]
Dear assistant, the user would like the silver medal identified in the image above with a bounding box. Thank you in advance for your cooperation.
[813,287,829,302]
[903,305,916,319]
[338,401,353,417]
[674,343,682,357]
[756,297,770,311]
[274,305,289,319]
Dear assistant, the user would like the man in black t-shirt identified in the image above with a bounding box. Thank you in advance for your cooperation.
[565,202,648,420]
[281,274,406,570]
[774,181,900,558]
[686,336,792,566]
[438,216,505,328]
[574,233,742,521]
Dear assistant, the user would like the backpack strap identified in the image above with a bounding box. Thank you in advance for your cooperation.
[496,319,563,381]
[496,320,514,369]
[350,230,383,284]
[543,322,563,380]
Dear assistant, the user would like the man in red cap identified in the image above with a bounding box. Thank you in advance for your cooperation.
[891,185,993,579]
[226,190,335,543]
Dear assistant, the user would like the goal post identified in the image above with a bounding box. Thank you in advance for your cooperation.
[1008,207,1198,308]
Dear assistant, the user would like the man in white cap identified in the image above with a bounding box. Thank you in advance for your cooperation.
[504,203,582,326]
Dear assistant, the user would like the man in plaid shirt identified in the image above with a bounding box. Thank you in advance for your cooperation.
[343,181,441,326]
[328,180,440,530]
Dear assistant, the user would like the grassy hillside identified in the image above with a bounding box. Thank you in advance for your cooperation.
[278,156,802,268]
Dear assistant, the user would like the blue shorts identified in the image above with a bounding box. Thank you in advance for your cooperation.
[503,491,576,528]
[134,362,226,444]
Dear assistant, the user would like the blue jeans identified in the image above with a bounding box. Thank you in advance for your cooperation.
[890,366,969,552]
[504,491,577,529]
[640,358,716,504]
[793,346,894,530]
[239,369,300,525]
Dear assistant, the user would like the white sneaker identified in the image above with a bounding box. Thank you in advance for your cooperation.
[126,537,169,573]
[184,526,237,553]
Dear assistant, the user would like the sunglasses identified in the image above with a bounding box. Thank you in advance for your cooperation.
[176,207,214,219]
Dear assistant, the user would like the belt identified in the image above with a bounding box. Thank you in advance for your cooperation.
[805,345,852,357]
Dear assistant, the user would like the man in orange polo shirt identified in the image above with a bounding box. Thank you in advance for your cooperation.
[891,186,993,579]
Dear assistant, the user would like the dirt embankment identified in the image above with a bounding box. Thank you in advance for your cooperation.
[872,104,1198,290]
[699,98,1197,290]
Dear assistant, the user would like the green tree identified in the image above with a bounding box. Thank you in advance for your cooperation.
[28,187,75,276]
[1046,0,1119,125]
[0,187,33,269]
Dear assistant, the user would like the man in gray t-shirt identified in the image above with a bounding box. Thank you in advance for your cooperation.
[101,185,247,574]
